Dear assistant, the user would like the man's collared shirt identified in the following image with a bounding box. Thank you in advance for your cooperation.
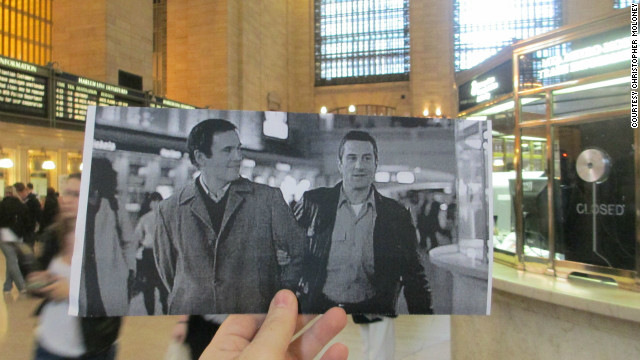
[199,176,231,203]
[322,186,376,303]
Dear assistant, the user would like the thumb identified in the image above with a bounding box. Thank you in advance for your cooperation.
[241,290,298,359]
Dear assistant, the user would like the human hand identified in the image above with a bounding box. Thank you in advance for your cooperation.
[172,315,189,343]
[200,289,348,360]
[37,276,70,301]
[26,271,55,294]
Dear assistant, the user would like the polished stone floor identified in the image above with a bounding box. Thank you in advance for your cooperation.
[0,252,450,360]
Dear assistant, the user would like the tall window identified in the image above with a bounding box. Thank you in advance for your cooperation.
[614,0,639,8]
[0,0,53,65]
[153,0,167,96]
[315,0,410,86]
[454,0,562,72]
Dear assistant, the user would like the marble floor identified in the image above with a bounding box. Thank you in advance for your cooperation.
[0,252,451,360]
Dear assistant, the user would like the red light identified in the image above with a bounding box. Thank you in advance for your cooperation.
[562,152,568,158]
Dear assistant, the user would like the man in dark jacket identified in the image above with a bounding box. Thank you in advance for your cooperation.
[294,130,432,315]
[14,182,41,247]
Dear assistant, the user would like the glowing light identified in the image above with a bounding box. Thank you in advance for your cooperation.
[435,108,442,116]
[242,159,256,168]
[553,77,629,95]
[396,171,415,184]
[42,160,56,170]
[474,97,538,116]
[0,158,14,168]
[375,172,391,183]
[276,162,291,172]
[423,108,429,116]
[348,105,356,113]
[263,112,288,140]
[320,106,328,114]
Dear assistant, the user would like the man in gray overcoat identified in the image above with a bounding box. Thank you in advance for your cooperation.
[154,119,305,314]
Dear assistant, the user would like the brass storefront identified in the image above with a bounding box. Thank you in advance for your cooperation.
[458,10,638,290]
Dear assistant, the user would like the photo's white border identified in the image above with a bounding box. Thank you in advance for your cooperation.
[68,105,96,316]
[67,106,493,316]
[485,120,494,315]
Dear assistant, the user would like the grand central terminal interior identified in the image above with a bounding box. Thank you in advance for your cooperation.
[0,1,638,359]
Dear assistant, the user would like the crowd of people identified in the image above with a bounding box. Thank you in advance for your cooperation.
[0,119,460,360]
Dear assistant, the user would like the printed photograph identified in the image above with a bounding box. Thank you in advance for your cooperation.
[69,106,493,316]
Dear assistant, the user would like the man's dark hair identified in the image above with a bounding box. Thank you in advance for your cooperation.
[13,182,26,192]
[27,183,34,190]
[187,119,238,166]
[338,130,378,163]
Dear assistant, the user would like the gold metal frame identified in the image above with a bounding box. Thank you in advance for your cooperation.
[460,9,639,290]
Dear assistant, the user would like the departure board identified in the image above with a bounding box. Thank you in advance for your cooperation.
[0,55,198,124]
[55,73,146,122]
[0,56,49,117]
[150,98,196,109]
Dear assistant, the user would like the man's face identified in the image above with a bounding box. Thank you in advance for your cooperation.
[196,130,243,186]
[17,188,28,199]
[60,177,81,222]
[338,140,377,192]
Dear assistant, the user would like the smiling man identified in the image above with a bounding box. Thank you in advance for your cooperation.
[153,119,305,314]
[294,130,432,315]
[294,130,432,359]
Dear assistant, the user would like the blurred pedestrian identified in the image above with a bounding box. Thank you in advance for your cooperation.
[39,187,59,233]
[134,191,167,315]
[0,186,30,294]
[14,182,42,248]
[80,157,136,316]
[30,173,122,360]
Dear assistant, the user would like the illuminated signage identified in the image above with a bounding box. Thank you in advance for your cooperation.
[161,99,196,109]
[55,73,145,122]
[0,65,47,116]
[540,37,629,79]
[0,56,38,73]
[150,97,197,109]
[459,60,513,112]
[78,77,129,95]
[470,77,499,102]
[0,55,195,125]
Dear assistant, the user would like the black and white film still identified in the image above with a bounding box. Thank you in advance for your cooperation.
[69,106,493,316]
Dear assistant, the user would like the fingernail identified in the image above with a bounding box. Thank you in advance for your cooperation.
[273,290,291,308]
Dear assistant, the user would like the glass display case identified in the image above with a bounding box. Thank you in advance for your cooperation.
[458,10,638,290]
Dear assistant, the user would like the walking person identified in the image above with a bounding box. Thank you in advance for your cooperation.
[0,186,30,295]
[133,191,168,315]
[30,173,123,360]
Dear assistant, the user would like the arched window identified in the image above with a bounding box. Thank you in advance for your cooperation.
[315,0,410,86]
[454,0,562,72]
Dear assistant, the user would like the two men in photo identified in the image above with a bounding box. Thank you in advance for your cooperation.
[104,118,431,316]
